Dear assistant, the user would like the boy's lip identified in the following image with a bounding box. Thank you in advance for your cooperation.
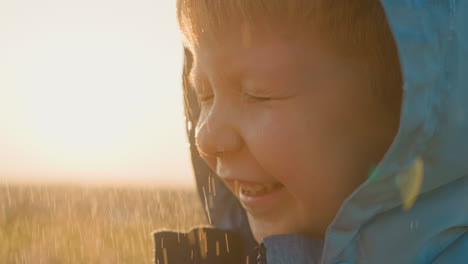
[222,178,286,215]
[222,178,281,193]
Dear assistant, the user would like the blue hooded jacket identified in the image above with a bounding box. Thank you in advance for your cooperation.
[167,1,468,263]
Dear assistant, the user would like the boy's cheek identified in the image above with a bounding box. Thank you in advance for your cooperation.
[250,126,313,176]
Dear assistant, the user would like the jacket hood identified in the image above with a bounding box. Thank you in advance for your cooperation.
[181,0,468,261]
[321,1,468,262]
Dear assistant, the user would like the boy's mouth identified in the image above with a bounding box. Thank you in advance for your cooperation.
[238,182,283,196]
[224,180,286,214]
[225,179,284,196]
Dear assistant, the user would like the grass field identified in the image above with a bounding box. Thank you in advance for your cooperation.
[0,184,208,264]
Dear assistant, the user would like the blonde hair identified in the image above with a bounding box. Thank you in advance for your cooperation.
[176,0,402,104]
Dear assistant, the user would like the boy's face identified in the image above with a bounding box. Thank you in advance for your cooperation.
[191,26,400,242]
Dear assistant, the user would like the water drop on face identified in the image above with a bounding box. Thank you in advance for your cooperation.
[187,121,192,131]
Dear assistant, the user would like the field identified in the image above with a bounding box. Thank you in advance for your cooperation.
[0,184,208,264]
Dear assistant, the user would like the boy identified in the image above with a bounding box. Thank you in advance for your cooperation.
[154,1,468,263]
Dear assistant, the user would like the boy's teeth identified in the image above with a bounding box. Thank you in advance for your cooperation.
[239,182,281,195]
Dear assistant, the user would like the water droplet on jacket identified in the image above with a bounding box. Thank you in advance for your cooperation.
[410,220,420,231]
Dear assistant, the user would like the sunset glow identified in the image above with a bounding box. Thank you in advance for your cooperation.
[0,0,194,186]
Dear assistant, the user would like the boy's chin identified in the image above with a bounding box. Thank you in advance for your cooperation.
[247,212,306,243]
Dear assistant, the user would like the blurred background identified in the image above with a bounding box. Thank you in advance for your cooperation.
[0,1,207,263]
[0,0,195,187]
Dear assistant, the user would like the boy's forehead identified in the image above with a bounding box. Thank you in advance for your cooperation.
[190,27,341,82]
[191,36,305,82]
[177,0,327,51]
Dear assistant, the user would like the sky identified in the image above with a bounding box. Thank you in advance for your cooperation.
[0,0,195,186]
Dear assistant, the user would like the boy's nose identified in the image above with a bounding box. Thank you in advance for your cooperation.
[195,107,243,160]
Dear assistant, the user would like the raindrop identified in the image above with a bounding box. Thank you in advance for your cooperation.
[216,240,220,256]
[410,220,420,231]
[202,187,212,224]
[6,183,12,207]
[162,248,168,264]
[225,233,230,253]
[211,176,217,196]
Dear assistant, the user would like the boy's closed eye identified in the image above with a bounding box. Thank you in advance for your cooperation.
[196,87,292,106]
[191,77,294,106]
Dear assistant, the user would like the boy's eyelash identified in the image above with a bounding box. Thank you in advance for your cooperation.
[245,94,272,103]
